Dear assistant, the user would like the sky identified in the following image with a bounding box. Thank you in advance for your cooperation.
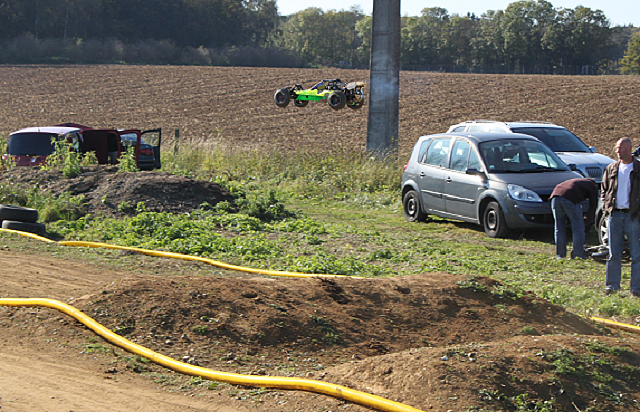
[275,0,640,27]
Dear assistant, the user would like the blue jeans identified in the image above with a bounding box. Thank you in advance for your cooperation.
[551,197,585,259]
[605,211,640,293]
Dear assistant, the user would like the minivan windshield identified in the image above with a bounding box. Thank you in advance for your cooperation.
[510,127,591,153]
[8,133,58,156]
[479,139,569,173]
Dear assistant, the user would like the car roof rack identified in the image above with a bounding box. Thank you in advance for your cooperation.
[455,119,502,124]
[511,120,556,125]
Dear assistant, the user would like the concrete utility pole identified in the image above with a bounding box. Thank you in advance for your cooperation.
[366,0,401,158]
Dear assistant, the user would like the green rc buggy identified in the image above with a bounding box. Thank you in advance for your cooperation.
[274,79,365,110]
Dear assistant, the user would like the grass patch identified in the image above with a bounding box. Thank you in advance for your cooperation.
[9,141,640,324]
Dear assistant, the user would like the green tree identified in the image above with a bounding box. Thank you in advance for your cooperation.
[354,15,371,66]
[500,0,556,71]
[560,5,612,67]
[620,31,640,74]
[401,8,449,66]
[269,6,364,67]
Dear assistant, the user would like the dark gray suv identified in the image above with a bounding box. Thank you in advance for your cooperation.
[401,132,583,238]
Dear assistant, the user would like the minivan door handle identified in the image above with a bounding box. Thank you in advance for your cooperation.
[445,176,452,183]
[419,172,426,178]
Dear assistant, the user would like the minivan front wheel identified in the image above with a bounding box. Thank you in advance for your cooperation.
[403,190,427,222]
[483,201,510,238]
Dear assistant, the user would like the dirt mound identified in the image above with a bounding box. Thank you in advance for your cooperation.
[74,273,598,358]
[2,166,235,216]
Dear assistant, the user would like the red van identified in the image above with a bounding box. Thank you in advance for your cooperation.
[4,124,161,170]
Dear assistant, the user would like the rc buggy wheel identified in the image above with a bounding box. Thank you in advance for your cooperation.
[328,91,346,110]
[347,100,364,109]
[294,99,308,108]
[0,204,38,223]
[274,88,291,107]
[2,220,46,235]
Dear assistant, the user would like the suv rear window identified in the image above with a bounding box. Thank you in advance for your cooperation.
[8,133,57,156]
[510,127,590,153]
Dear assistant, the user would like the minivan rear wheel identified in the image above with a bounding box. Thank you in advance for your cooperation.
[483,201,510,238]
[403,190,427,222]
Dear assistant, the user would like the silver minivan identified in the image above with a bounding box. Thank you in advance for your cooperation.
[401,132,584,238]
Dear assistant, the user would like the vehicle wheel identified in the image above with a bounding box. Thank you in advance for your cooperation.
[0,204,38,223]
[483,201,510,238]
[328,91,346,110]
[347,100,364,109]
[2,220,46,235]
[597,213,609,245]
[294,99,308,108]
[274,88,291,107]
[402,190,427,222]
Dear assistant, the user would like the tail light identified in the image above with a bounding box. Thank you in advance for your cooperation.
[402,160,410,173]
[140,147,153,156]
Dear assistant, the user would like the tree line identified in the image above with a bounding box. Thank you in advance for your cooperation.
[0,0,638,74]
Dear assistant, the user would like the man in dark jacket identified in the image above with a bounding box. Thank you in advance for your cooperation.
[550,178,598,259]
[601,137,640,296]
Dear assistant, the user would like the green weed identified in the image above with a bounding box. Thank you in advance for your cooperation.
[192,325,209,335]
[118,145,139,172]
[40,138,88,178]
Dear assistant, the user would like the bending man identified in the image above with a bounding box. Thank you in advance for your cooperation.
[550,178,597,259]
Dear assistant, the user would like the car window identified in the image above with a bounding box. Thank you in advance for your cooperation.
[468,148,481,170]
[8,133,58,156]
[68,132,83,152]
[488,125,507,132]
[449,140,471,172]
[424,138,451,167]
[468,125,487,132]
[510,127,590,152]
[417,140,430,163]
[121,132,146,145]
[479,139,568,173]
[451,126,466,132]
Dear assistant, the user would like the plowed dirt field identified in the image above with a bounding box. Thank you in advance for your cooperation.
[1,65,639,158]
[1,66,640,412]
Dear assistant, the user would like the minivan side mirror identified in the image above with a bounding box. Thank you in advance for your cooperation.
[466,168,486,177]
[589,146,598,153]
[567,163,577,171]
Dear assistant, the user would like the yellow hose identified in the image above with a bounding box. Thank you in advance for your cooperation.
[58,240,363,279]
[589,316,640,333]
[0,228,362,279]
[0,297,423,412]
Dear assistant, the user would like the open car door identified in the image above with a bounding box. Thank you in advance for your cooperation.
[81,129,121,165]
[142,128,162,169]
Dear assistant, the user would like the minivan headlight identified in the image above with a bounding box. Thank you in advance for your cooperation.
[508,184,542,202]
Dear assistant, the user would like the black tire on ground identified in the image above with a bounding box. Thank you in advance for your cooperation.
[293,99,308,107]
[597,213,609,245]
[328,91,347,110]
[2,220,46,235]
[402,190,427,222]
[0,204,39,223]
[274,88,291,107]
[483,201,510,238]
[347,99,364,109]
